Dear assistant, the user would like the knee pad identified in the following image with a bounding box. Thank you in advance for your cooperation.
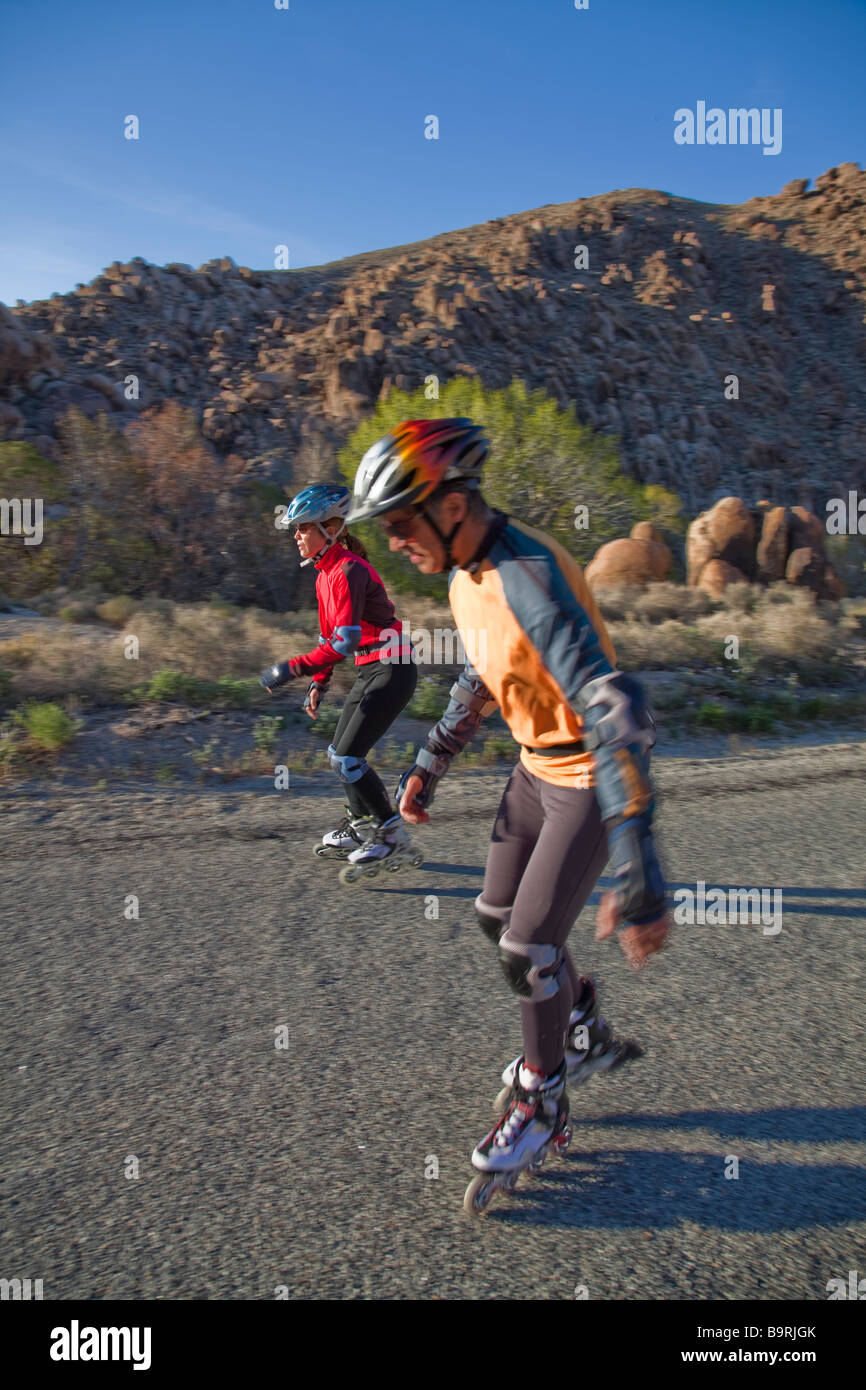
[498,929,566,1002]
[475,894,511,945]
[327,744,369,784]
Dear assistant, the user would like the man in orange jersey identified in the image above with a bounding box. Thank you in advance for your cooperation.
[347,419,670,1200]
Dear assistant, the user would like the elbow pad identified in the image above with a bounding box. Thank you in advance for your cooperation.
[329,625,361,657]
[576,672,656,754]
[449,679,497,718]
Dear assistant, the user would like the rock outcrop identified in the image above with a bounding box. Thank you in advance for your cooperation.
[2,164,865,513]
[687,496,843,599]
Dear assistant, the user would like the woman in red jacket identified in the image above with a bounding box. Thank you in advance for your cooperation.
[260,484,420,881]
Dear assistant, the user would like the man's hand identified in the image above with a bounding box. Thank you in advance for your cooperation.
[306,686,321,720]
[596,891,671,970]
[398,773,430,825]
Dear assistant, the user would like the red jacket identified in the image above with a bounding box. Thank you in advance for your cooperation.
[287,542,410,686]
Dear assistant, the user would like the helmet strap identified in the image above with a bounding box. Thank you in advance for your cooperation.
[301,520,346,567]
[421,508,464,570]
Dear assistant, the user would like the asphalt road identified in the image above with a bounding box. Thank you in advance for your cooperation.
[1,739,865,1300]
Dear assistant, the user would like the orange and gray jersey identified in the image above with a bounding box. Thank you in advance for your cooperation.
[419,513,655,829]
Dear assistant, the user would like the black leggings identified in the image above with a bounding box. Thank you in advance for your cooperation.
[477,759,609,1074]
[330,658,418,821]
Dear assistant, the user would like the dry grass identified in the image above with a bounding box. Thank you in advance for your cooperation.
[695,587,845,677]
[594,580,861,681]
[594,582,716,624]
[0,634,40,667]
[2,582,862,711]
[1,602,324,703]
[607,619,718,670]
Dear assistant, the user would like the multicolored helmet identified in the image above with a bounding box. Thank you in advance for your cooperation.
[346,419,488,525]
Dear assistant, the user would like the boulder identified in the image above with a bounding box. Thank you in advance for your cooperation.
[630,521,665,545]
[786,546,826,594]
[696,559,748,598]
[756,505,789,582]
[706,497,756,576]
[686,496,756,583]
[83,373,127,409]
[686,513,716,587]
[585,537,671,589]
[788,506,826,553]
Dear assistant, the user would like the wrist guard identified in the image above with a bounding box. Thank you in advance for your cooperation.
[395,746,449,809]
[260,661,292,691]
[606,814,666,925]
[303,681,323,711]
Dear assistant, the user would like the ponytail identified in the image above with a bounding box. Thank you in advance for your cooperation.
[342,530,369,561]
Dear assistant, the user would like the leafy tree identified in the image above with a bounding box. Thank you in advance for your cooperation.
[0,442,69,599]
[337,377,682,595]
[125,401,243,598]
[55,408,154,592]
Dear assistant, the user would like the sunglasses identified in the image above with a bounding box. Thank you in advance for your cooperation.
[381,508,424,539]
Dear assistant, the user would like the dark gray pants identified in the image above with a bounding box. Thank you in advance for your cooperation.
[477,759,609,1074]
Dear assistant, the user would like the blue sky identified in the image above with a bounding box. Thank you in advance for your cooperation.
[1,0,864,304]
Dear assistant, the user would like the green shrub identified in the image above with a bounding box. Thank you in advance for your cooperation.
[309,705,341,739]
[59,602,97,623]
[13,701,80,750]
[743,705,775,733]
[136,669,254,708]
[187,737,222,773]
[406,675,451,720]
[253,715,285,751]
[480,734,518,762]
[696,701,730,731]
[208,594,240,617]
[95,595,138,627]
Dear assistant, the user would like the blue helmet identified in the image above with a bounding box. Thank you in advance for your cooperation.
[284,484,351,527]
[282,484,352,566]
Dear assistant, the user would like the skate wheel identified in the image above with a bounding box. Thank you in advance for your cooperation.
[492,1085,511,1117]
[384,857,402,873]
[554,1124,573,1155]
[364,866,379,879]
[338,864,362,886]
[410,853,424,868]
[463,1175,496,1216]
[528,1148,550,1174]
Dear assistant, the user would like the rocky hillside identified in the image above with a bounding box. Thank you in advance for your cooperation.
[2,162,865,511]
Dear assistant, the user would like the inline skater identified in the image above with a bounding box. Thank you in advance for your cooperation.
[260,484,420,881]
[345,420,671,1211]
